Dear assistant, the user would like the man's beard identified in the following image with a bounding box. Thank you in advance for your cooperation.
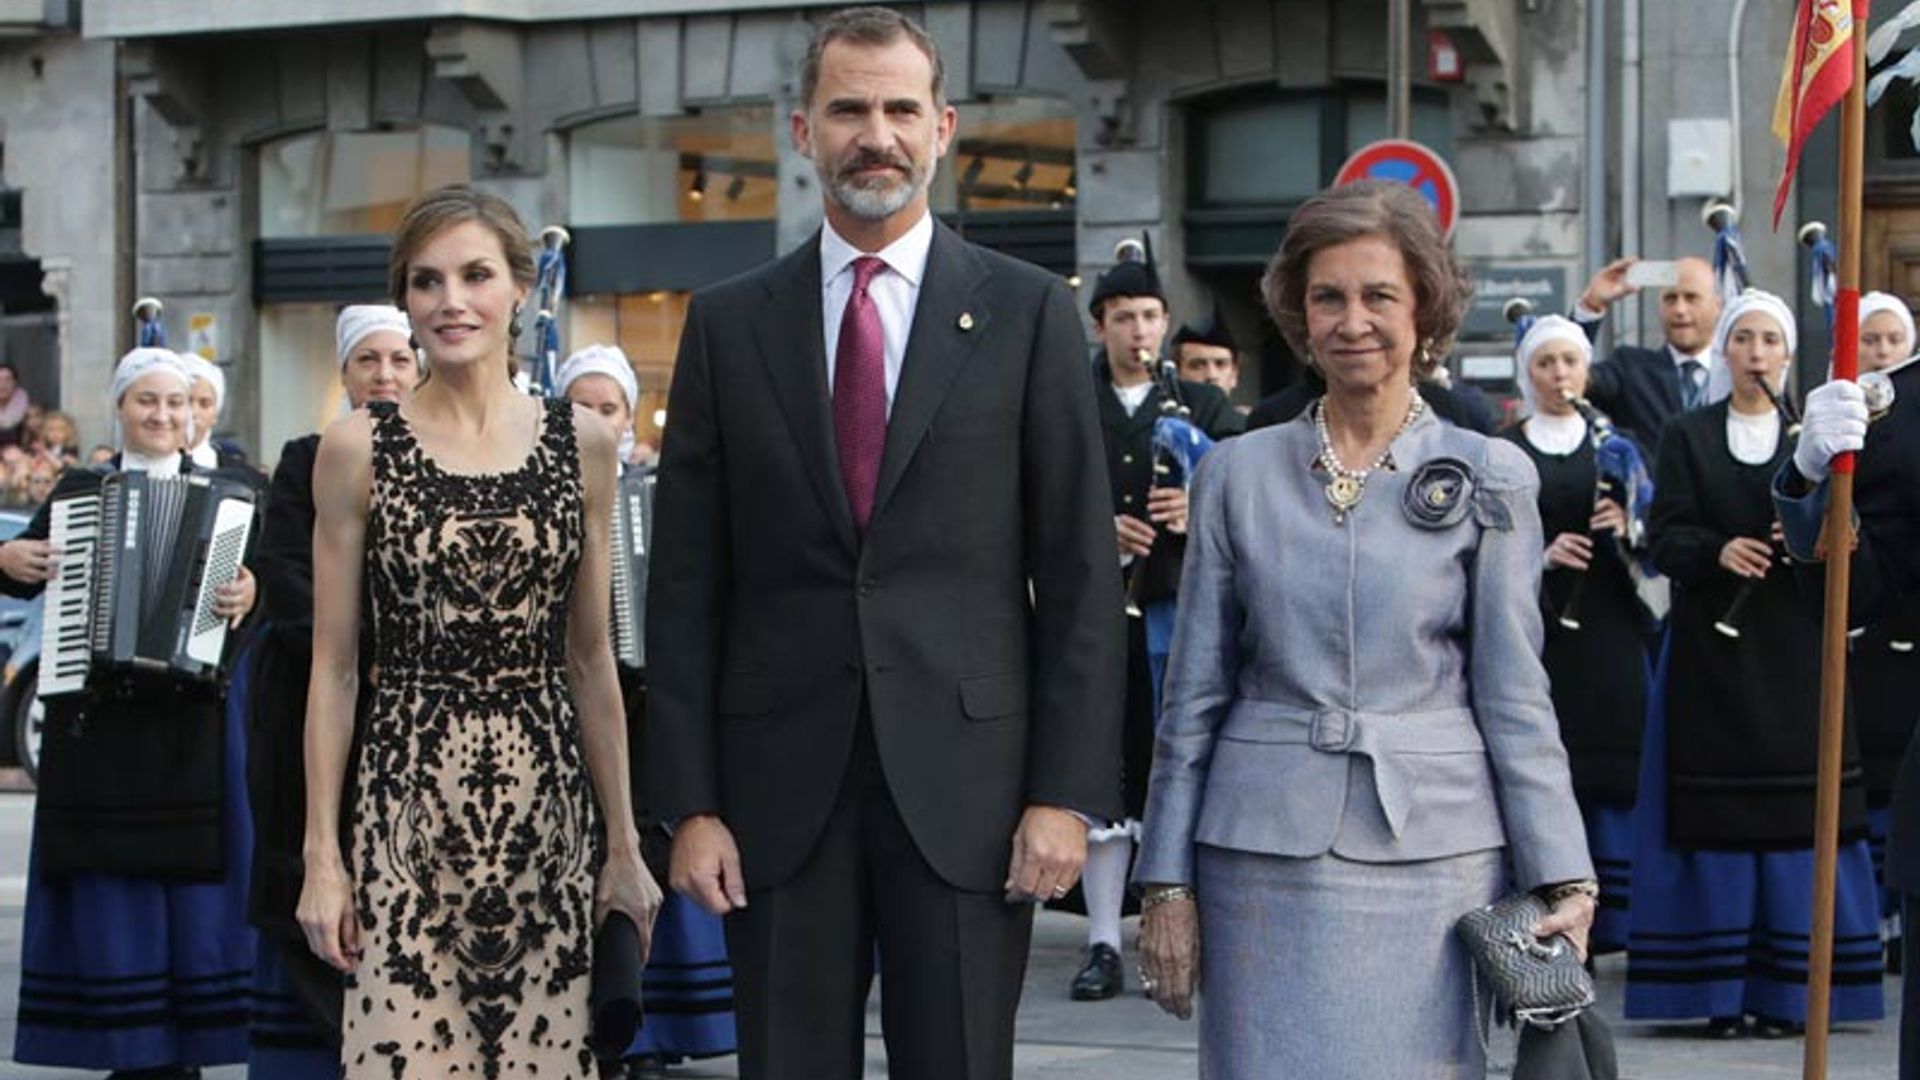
[821,147,937,221]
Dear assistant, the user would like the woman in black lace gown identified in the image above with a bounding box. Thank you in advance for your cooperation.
[296,184,662,1079]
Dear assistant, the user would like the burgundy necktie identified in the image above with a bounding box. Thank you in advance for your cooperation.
[833,256,888,534]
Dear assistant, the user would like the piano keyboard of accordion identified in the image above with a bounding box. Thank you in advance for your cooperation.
[608,470,654,670]
[39,471,258,697]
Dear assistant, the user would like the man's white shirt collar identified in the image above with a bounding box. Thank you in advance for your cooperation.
[1668,343,1710,369]
[821,211,934,289]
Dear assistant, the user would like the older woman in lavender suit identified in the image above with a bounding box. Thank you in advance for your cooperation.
[1132,181,1597,1080]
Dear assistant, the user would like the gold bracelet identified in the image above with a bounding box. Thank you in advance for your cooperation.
[1540,879,1601,905]
[1140,885,1196,911]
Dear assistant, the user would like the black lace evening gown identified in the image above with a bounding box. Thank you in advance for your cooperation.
[344,399,600,1079]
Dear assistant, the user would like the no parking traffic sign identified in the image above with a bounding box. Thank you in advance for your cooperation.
[1333,139,1460,237]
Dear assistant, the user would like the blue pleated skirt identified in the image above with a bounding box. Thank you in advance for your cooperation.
[14,638,259,1069]
[624,893,737,1059]
[1587,803,1634,955]
[247,933,338,1080]
[1625,631,1885,1023]
[1870,806,1900,924]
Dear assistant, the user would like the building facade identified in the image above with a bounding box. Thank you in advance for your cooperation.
[0,1,1885,463]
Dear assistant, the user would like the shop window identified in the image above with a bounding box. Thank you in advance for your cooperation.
[255,125,472,462]
[569,107,777,227]
[258,126,471,239]
[1191,95,1326,208]
[937,97,1077,214]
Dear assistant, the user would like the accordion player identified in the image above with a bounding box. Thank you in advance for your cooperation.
[40,468,260,697]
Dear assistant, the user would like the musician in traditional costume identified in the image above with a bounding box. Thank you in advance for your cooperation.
[1171,304,1245,412]
[178,352,249,469]
[1501,315,1657,954]
[557,344,738,1073]
[1626,289,1885,1036]
[1847,293,1920,945]
[1073,240,1240,1003]
[0,347,262,1078]
[246,305,418,1079]
[1772,312,1920,1076]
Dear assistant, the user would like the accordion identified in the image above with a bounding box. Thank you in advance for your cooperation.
[41,471,258,697]
[608,469,654,670]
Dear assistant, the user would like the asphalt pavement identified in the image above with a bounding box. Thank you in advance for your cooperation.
[0,792,1899,1078]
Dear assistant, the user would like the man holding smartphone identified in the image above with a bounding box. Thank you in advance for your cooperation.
[1570,255,1724,456]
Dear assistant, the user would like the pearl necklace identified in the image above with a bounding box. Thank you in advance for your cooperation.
[1312,394,1426,525]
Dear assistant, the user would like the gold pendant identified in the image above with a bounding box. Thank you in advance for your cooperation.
[1325,473,1365,522]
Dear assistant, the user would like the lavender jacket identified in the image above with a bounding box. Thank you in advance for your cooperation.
[1133,408,1593,891]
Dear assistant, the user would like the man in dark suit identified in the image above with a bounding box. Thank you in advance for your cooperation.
[646,9,1124,1079]
[1569,255,1724,454]
[1070,250,1239,1003]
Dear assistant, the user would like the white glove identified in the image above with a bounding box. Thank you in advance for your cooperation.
[1794,379,1870,484]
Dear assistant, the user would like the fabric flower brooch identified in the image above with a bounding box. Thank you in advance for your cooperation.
[1403,457,1512,531]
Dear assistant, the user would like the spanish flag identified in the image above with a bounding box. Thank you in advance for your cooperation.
[1773,0,1865,228]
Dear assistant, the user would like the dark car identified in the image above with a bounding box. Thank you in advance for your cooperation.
[0,509,42,781]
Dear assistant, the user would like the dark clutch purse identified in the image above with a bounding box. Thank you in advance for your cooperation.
[589,911,647,1061]
[1455,893,1595,1027]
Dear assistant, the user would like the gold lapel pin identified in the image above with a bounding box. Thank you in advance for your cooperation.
[958,312,975,331]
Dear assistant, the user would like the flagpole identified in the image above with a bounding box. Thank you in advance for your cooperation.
[1802,4,1867,1078]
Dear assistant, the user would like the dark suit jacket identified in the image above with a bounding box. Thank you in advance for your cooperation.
[1095,362,1242,605]
[646,222,1125,894]
[1573,317,1691,454]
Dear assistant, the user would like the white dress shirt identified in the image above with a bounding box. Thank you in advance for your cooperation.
[820,211,934,418]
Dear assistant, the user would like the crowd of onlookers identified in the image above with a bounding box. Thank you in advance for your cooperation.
[0,360,109,509]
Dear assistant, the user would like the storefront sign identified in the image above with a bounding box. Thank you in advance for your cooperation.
[1462,264,1569,340]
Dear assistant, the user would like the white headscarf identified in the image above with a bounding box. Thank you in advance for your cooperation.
[556,345,640,412]
[1855,291,1918,377]
[335,305,413,369]
[176,351,226,420]
[1513,315,1593,415]
[1705,289,1796,405]
[110,348,194,451]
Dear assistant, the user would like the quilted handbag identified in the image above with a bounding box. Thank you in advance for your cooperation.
[1455,892,1595,1028]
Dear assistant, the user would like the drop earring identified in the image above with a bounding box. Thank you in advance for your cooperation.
[509,304,524,339]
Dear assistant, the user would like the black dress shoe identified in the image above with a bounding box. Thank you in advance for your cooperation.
[107,1070,201,1080]
[1070,942,1123,1001]
[1704,1016,1747,1039]
[1752,1016,1805,1040]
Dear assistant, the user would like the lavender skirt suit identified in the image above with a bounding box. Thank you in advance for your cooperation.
[1134,409,1594,1080]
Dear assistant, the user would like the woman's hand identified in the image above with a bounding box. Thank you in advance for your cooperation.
[1719,537,1774,579]
[296,850,361,973]
[1544,532,1593,571]
[0,539,58,584]
[1533,892,1598,962]
[1589,499,1628,536]
[1138,892,1201,1020]
[215,566,257,627]
[597,841,665,966]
